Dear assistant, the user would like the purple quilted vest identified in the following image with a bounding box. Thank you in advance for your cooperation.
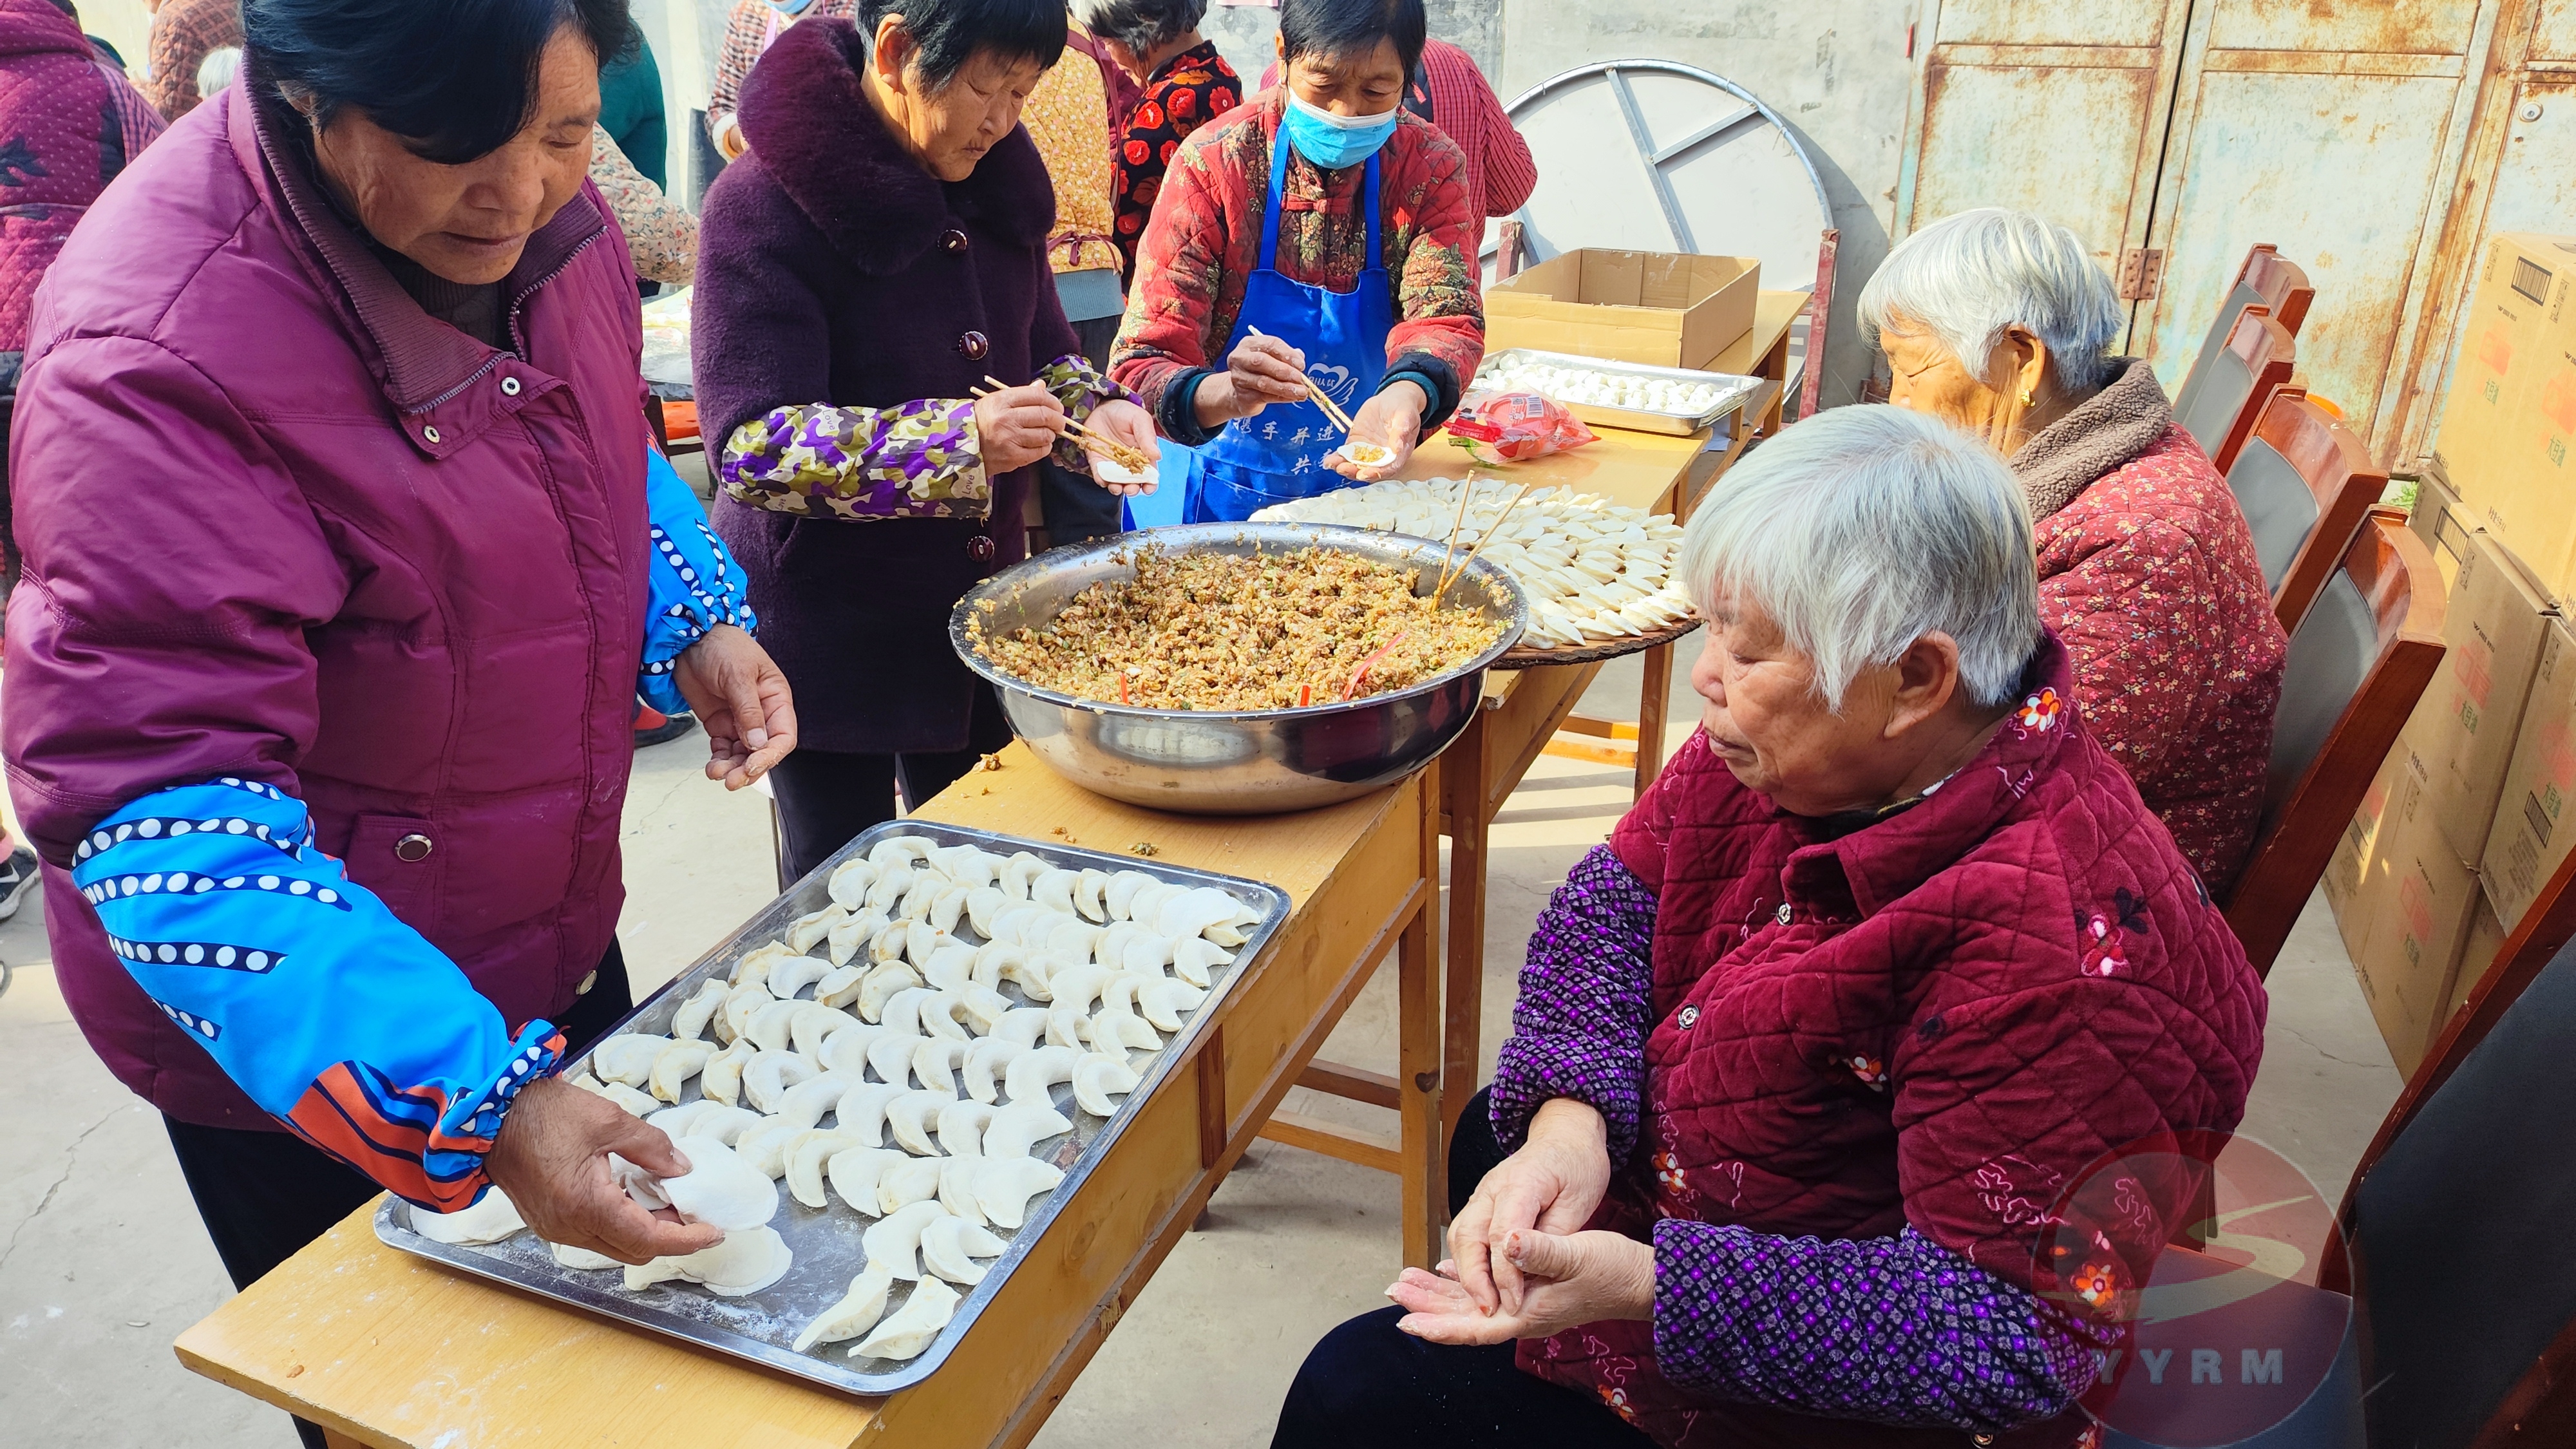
[4,86,652,1129]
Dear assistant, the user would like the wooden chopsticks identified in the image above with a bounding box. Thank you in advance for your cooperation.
[1434,481,1533,607]
[972,375,1154,473]
[1244,325,1359,434]
[1435,473,1482,595]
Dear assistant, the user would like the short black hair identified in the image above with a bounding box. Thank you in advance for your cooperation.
[1070,0,1207,57]
[1279,0,1425,80]
[855,0,1067,88]
[244,0,634,166]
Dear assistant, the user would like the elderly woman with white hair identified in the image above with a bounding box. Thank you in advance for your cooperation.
[1860,207,2287,895]
[1271,406,2266,1449]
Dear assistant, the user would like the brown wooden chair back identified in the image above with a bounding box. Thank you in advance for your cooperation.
[2177,305,2297,473]
[2225,386,2388,634]
[2174,244,2314,427]
[2222,515,2446,976]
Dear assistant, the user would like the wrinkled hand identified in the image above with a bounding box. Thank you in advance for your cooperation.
[713,111,748,162]
[1329,379,1427,480]
[486,1075,724,1265]
[1450,1098,1615,1315]
[1192,334,1312,427]
[1388,1231,1655,1345]
[673,622,797,790]
[1083,399,1162,496]
[974,383,1068,474]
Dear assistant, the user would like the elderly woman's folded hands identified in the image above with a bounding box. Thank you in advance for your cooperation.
[1391,1097,1651,1342]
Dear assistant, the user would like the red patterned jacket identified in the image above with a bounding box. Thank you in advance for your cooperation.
[1519,634,2268,1444]
[2018,362,2287,895]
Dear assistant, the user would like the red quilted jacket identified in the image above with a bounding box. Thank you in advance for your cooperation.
[1519,635,2268,1444]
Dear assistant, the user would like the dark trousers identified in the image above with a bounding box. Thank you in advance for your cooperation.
[163,941,636,1449]
[1036,312,1128,547]
[767,687,1013,882]
[1273,1088,1650,1448]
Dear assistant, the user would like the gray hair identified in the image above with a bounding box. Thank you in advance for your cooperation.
[1858,207,2124,393]
[1072,0,1208,54]
[1681,404,2041,712]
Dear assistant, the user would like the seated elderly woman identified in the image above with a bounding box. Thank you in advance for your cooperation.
[1859,208,2287,895]
[1272,406,2267,1449]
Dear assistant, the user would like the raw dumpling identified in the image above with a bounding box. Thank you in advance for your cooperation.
[912,1037,972,1097]
[1170,938,1233,989]
[788,1001,857,1059]
[592,1081,659,1117]
[869,834,938,871]
[733,1117,804,1179]
[852,1276,960,1361]
[648,1039,717,1103]
[775,1070,859,1132]
[936,1099,996,1158]
[698,1037,758,1106]
[856,961,923,1021]
[550,1241,623,1272]
[1074,1054,1142,1117]
[1135,976,1209,1033]
[887,1090,956,1156]
[1045,963,1114,1016]
[999,851,1048,901]
[826,857,878,911]
[646,1099,762,1145]
[743,1048,819,1113]
[670,978,732,1041]
[1104,869,1159,922]
[1032,868,1078,917]
[983,1101,1073,1160]
[879,987,939,1037]
[731,940,800,991]
[962,1037,1027,1104]
[990,1008,1050,1049]
[625,1225,791,1297]
[795,1264,899,1352]
[866,1030,925,1088]
[655,1135,780,1231]
[862,1200,951,1279]
[1072,869,1110,922]
[589,1033,666,1087]
[916,991,976,1044]
[785,905,846,955]
[770,951,834,1001]
[1087,980,1162,1053]
[876,1155,943,1213]
[920,1215,1009,1287]
[1003,1044,1083,1105]
[826,909,883,967]
[411,1187,525,1245]
[786,1127,866,1209]
[827,1144,907,1211]
[918,942,978,993]
[744,997,806,1053]
[813,963,870,1009]
[974,1156,1065,1229]
[965,886,1010,938]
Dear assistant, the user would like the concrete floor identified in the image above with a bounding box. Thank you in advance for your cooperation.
[0,647,2403,1448]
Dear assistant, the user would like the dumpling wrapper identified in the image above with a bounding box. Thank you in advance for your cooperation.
[656,1134,781,1231]
[550,1242,623,1272]
[412,1187,525,1245]
[852,1276,960,1361]
[624,1225,791,1297]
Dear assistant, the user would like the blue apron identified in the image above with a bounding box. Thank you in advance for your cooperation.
[1182,140,1393,524]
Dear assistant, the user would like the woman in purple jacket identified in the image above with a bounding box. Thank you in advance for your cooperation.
[4,6,795,1434]
[693,0,1159,882]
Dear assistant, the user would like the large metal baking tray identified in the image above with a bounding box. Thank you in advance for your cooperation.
[1470,346,1762,437]
[375,819,1291,1396]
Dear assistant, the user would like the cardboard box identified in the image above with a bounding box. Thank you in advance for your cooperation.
[2394,530,2554,861]
[2324,745,2412,959]
[2409,466,2474,594]
[1486,250,1758,370]
[2354,806,2482,1077]
[2481,615,2576,930]
[2445,898,2509,1030]
[2438,233,2576,601]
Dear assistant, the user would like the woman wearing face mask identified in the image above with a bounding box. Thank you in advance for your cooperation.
[1108,0,1482,521]
[5,5,798,1443]
[693,0,1161,882]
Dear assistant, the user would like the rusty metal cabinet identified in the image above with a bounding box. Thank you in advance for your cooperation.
[1898,0,2576,469]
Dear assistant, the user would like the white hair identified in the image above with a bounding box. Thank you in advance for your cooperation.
[1858,207,2124,393]
[1681,404,2040,712]
[198,46,242,99]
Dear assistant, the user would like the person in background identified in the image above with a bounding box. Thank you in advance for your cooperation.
[1072,0,1237,278]
[1263,34,1533,222]
[196,42,238,96]
[694,0,1158,882]
[142,0,240,120]
[598,21,665,191]
[592,124,696,287]
[1062,14,1137,160]
[707,0,857,161]
[0,0,162,923]
[1024,13,1128,544]
[1859,208,2287,893]
[1109,0,1481,517]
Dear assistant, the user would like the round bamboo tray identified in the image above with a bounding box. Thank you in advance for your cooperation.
[1492,614,1702,670]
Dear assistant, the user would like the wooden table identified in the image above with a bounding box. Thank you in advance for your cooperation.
[176,752,1443,1448]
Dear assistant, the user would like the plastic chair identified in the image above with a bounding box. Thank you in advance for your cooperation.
[2222,515,2445,976]
[2174,243,2315,428]
[2224,387,2387,634]
[2176,306,2298,473]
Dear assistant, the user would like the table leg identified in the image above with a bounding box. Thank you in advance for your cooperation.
[1401,766,1446,1269]
[1440,711,1488,1142]
[1634,641,1672,799]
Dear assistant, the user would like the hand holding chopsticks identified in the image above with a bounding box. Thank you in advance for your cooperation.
[1245,325,1358,433]
[969,375,1161,495]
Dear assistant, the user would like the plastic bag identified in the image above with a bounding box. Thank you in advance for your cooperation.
[1446,390,1597,465]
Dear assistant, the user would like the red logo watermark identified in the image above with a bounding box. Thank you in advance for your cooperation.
[2033,1131,2349,1447]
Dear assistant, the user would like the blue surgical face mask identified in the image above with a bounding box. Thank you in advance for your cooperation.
[1282,91,1401,170]
[766,0,817,14]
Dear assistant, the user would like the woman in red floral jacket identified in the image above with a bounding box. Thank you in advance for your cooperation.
[1860,207,2289,896]
[1072,0,1240,276]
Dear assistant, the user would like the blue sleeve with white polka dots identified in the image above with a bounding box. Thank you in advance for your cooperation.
[639,448,758,714]
[68,777,563,1210]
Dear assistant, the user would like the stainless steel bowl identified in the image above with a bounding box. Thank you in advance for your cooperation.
[951,522,1528,814]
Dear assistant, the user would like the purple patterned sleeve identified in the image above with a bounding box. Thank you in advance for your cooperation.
[716,398,990,521]
[1488,844,1656,1161]
[1652,1222,2114,1434]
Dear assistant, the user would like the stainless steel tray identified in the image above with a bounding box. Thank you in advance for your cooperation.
[375,819,1291,1396]
[1470,346,1762,437]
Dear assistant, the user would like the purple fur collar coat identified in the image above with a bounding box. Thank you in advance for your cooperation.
[692,17,1078,754]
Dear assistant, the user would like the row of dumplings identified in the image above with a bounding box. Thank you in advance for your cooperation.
[538,835,1257,1362]
[1474,356,1739,416]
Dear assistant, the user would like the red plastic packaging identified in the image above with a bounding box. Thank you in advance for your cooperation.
[1446,390,1597,465]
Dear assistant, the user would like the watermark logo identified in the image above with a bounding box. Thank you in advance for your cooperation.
[2033,1131,2349,1447]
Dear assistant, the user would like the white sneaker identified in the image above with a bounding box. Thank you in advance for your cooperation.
[0,847,39,921]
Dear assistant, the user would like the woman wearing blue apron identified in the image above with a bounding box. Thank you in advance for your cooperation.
[1108,0,1487,527]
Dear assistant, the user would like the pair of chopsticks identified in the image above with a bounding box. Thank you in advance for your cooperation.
[1244,325,1359,435]
[972,375,1154,473]
[1432,475,1533,605]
